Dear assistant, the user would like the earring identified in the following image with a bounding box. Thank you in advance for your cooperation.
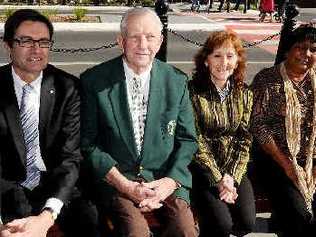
[204,62,208,67]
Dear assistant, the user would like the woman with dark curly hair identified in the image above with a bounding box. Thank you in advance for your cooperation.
[251,23,316,237]
[189,30,256,237]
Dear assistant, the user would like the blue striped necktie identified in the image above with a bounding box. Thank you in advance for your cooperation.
[20,84,41,190]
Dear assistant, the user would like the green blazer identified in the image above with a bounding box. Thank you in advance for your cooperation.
[80,56,197,206]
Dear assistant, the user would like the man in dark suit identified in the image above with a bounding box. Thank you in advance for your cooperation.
[0,9,98,237]
[80,7,198,237]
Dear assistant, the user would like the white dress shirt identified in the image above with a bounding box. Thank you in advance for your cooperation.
[123,59,151,152]
[12,66,63,218]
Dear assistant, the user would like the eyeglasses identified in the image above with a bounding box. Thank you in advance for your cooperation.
[13,37,54,48]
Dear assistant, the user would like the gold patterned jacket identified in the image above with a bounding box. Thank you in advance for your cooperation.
[189,79,253,186]
[250,65,315,165]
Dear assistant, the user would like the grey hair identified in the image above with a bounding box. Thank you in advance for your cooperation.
[120,7,163,37]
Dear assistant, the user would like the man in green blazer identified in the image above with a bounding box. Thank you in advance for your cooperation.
[80,7,198,237]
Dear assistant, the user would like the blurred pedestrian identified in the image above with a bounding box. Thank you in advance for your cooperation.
[191,0,201,12]
[234,0,252,11]
[259,0,275,22]
[218,0,231,12]
[276,0,288,21]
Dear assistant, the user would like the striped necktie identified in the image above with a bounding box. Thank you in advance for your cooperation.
[20,84,41,190]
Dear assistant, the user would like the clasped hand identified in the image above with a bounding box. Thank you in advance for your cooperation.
[125,177,177,212]
[0,212,54,237]
[217,174,238,204]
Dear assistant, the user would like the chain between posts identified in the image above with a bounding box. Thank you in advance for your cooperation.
[0,29,281,53]
[168,28,281,49]
[51,42,118,53]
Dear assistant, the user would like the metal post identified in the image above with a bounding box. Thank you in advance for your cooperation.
[155,0,169,62]
[274,3,299,65]
[243,0,247,14]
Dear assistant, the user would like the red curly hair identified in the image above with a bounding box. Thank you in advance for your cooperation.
[191,30,246,90]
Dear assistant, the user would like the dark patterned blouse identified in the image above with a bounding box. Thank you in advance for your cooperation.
[250,65,314,165]
[189,79,253,186]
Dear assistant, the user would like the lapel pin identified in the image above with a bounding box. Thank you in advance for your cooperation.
[49,89,55,94]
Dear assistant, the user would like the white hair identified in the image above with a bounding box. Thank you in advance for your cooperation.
[120,7,163,37]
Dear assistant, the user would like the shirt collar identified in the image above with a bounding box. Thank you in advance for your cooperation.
[210,78,230,93]
[122,58,152,83]
[12,66,43,94]
[210,78,231,102]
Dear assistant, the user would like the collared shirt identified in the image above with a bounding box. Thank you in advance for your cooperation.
[123,59,151,109]
[211,78,231,102]
[11,66,63,217]
[123,59,151,153]
[12,67,46,172]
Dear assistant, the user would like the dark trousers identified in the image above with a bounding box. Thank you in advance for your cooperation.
[1,183,100,237]
[254,151,316,237]
[234,0,251,10]
[192,174,256,237]
[218,0,231,12]
[276,0,288,16]
[103,194,198,237]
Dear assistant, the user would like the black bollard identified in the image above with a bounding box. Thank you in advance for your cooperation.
[155,0,169,62]
[274,3,299,65]
[243,0,247,14]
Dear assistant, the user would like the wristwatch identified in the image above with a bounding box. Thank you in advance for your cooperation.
[43,207,58,221]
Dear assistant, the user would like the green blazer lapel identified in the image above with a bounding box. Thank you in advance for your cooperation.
[142,61,162,159]
[108,64,138,158]
[39,71,55,149]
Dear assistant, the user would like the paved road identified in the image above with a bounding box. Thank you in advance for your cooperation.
[0,29,275,83]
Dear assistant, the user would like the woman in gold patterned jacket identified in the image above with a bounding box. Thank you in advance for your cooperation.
[251,24,316,237]
[189,30,256,237]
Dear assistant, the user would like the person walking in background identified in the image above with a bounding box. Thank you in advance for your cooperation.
[234,0,252,11]
[259,0,275,22]
[218,0,231,12]
[80,7,198,237]
[191,0,201,12]
[276,0,288,21]
[251,24,316,237]
[189,30,256,237]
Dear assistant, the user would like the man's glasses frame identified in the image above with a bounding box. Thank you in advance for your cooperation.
[13,37,54,48]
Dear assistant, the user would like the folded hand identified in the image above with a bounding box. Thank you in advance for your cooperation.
[139,177,178,212]
[125,180,157,204]
[1,213,53,237]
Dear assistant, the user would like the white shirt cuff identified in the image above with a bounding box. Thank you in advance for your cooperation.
[43,198,64,215]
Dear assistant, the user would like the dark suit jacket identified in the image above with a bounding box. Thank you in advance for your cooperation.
[0,64,81,221]
[80,56,197,206]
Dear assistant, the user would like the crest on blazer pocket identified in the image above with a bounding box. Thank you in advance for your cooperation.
[166,120,176,136]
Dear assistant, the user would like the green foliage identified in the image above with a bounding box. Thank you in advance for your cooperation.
[73,7,88,20]
[105,0,155,6]
[141,0,154,7]
[4,8,15,20]
[41,9,58,18]
[80,0,92,5]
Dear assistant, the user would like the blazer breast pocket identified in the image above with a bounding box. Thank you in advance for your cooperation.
[160,112,177,140]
